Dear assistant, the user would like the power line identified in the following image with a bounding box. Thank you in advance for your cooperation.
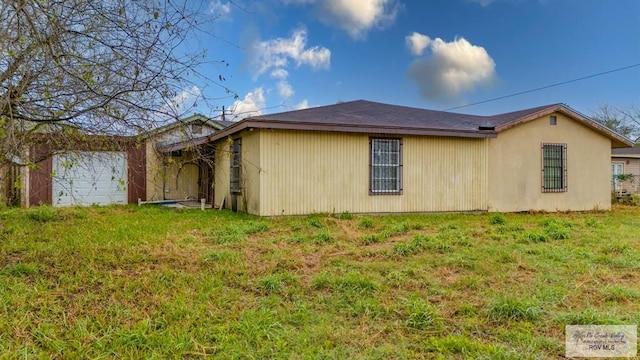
[445,63,640,111]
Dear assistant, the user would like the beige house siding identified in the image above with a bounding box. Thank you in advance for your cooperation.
[214,139,231,210]
[145,141,162,200]
[251,129,487,216]
[611,158,640,176]
[213,131,262,213]
[488,112,612,212]
[145,142,199,201]
[242,130,261,214]
[611,157,640,193]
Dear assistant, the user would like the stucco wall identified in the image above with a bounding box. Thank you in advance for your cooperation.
[488,112,612,212]
[254,129,487,216]
[145,132,201,201]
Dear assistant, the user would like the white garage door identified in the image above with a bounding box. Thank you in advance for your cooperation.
[52,151,128,206]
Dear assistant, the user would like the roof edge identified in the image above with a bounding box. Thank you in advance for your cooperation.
[495,104,634,148]
[207,119,497,142]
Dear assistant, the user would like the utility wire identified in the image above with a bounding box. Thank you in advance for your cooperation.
[445,63,640,111]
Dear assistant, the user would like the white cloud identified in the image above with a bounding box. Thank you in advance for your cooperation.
[230,88,266,120]
[293,99,310,110]
[317,0,401,39]
[252,28,331,79]
[277,81,294,98]
[209,0,232,19]
[405,32,431,56]
[270,68,290,79]
[406,35,496,103]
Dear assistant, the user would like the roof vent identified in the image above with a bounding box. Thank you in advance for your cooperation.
[478,126,495,131]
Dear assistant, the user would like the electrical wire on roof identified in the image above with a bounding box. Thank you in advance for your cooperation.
[445,62,640,111]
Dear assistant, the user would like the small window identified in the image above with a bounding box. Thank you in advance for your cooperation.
[550,116,557,125]
[192,124,203,134]
[370,138,402,195]
[230,138,242,194]
[169,150,182,158]
[542,143,567,192]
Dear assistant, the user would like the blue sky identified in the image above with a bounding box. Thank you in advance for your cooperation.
[179,0,640,120]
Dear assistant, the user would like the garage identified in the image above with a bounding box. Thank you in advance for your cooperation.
[52,151,128,206]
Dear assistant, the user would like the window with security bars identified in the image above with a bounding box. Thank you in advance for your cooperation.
[230,138,242,194]
[542,143,567,192]
[370,138,402,194]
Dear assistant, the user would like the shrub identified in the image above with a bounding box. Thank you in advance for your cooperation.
[489,214,507,225]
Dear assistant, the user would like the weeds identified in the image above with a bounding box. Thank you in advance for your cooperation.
[403,298,440,330]
[26,206,60,222]
[357,216,374,229]
[1,206,639,358]
[487,296,542,322]
[360,234,381,245]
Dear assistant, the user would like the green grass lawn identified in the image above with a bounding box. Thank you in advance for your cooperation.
[0,205,639,359]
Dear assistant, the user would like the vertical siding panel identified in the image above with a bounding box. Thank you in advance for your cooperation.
[257,130,488,216]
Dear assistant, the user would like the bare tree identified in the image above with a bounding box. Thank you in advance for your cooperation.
[592,104,640,142]
[0,0,234,165]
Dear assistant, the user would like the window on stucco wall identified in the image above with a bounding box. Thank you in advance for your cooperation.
[541,143,567,193]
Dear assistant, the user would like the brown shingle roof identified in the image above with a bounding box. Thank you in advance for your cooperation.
[207,100,634,147]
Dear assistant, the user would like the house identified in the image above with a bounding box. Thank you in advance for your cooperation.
[144,114,233,204]
[195,100,632,216]
[611,145,640,194]
[4,113,233,208]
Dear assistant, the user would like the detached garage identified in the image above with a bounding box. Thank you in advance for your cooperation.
[25,135,146,207]
[52,152,128,206]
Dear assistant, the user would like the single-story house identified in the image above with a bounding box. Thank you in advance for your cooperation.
[197,100,632,216]
[611,145,640,194]
[144,114,233,204]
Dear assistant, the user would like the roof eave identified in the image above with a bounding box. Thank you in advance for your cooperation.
[611,154,640,159]
[494,105,634,148]
[207,119,497,142]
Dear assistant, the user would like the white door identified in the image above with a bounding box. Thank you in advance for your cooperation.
[612,162,624,192]
[52,151,128,206]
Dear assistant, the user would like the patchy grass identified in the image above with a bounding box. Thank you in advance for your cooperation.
[0,204,639,358]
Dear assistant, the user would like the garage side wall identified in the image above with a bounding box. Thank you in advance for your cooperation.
[127,144,146,203]
[29,144,53,206]
[488,113,612,212]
